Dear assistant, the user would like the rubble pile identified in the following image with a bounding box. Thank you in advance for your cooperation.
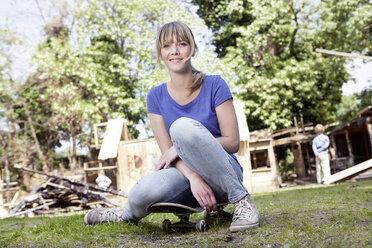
[6,167,126,218]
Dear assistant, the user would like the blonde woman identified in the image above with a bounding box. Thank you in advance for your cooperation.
[85,21,259,232]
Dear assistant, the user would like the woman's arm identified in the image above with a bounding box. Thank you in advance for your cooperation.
[215,99,240,153]
[148,113,176,170]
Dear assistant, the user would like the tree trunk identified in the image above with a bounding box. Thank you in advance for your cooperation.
[70,125,78,170]
[22,101,50,172]
[0,135,10,202]
[293,117,306,178]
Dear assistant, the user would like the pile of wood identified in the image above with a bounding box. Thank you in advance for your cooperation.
[5,166,127,218]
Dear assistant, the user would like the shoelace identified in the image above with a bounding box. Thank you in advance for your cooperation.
[99,209,122,222]
[232,198,253,221]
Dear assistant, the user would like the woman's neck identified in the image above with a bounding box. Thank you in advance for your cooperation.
[168,70,194,90]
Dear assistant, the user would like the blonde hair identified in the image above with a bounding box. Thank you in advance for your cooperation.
[315,124,325,134]
[155,21,205,94]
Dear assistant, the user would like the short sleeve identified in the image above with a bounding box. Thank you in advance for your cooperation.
[146,87,161,115]
[213,76,233,108]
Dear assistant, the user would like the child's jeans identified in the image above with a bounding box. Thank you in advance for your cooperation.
[316,153,331,184]
[122,117,247,221]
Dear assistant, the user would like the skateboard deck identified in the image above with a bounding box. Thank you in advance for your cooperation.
[149,202,231,232]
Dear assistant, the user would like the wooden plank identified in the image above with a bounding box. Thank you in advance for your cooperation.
[83,166,117,172]
[345,130,355,165]
[98,119,125,160]
[3,201,56,219]
[117,139,161,194]
[366,123,372,157]
[233,100,250,141]
[323,159,372,184]
[271,122,339,138]
[316,49,372,60]
[273,134,314,147]
[93,122,108,147]
[235,140,253,193]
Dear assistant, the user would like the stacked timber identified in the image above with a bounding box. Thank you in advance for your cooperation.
[4,166,127,218]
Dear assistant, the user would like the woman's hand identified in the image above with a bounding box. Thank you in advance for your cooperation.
[188,173,217,212]
[155,146,179,171]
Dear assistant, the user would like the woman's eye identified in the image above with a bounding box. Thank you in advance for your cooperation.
[163,44,169,48]
[180,42,188,46]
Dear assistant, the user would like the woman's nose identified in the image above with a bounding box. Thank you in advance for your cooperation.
[170,44,179,54]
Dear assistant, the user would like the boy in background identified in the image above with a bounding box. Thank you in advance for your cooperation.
[312,124,331,184]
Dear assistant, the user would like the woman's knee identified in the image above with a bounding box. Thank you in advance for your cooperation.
[170,117,201,144]
[127,168,188,209]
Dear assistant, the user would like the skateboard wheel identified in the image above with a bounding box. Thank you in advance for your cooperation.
[162,219,171,232]
[196,219,207,232]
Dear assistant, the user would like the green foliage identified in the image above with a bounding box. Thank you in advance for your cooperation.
[336,85,372,125]
[192,0,372,130]
[2,0,206,169]
[276,147,294,180]
[336,94,359,124]
[31,0,206,139]
[356,85,372,109]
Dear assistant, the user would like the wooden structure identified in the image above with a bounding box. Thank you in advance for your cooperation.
[328,106,372,171]
[117,138,161,199]
[248,137,281,193]
[84,119,130,189]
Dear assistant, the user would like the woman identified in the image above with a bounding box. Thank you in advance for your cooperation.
[85,21,259,232]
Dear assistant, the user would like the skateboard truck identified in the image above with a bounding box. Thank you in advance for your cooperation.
[162,214,207,232]
[149,202,231,232]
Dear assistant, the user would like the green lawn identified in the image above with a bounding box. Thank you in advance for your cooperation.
[1,179,371,247]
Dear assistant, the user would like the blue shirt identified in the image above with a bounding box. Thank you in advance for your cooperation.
[146,75,242,170]
[312,134,329,156]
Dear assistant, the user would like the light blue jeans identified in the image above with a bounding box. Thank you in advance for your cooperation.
[122,117,247,221]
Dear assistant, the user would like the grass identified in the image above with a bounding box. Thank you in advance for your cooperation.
[0,179,371,247]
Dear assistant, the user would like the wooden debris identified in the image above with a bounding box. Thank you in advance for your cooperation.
[3,166,128,219]
[323,159,372,184]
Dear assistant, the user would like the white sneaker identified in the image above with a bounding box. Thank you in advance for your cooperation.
[230,194,259,232]
[84,208,124,225]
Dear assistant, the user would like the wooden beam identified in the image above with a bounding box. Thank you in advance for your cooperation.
[273,134,314,147]
[345,130,355,165]
[316,49,372,60]
[3,201,56,219]
[323,159,372,184]
[83,166,117,172]
[367,123,372,157]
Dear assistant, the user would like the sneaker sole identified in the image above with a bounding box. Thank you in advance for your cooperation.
[84,213,90,225]
[229,222,259,232]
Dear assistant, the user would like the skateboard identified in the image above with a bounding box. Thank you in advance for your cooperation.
[149,202,231,232]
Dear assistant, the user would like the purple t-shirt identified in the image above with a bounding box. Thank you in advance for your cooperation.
[146,75,242,170]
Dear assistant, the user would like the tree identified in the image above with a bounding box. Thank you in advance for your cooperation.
[0,29,37,188]
[356,86,372,109]
[336,85,372,124]
[192,0,372,130]
[27,0,205,169]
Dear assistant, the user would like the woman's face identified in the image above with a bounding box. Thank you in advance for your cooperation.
[160,37,192,74]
